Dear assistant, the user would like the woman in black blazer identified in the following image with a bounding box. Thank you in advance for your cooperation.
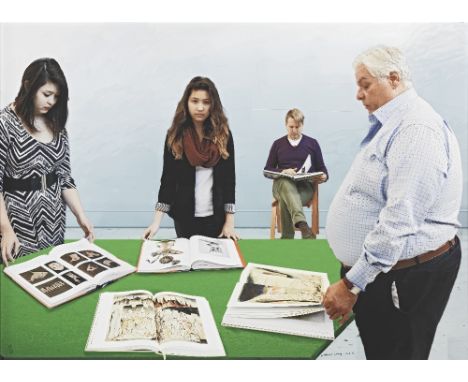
[143,77,238,240]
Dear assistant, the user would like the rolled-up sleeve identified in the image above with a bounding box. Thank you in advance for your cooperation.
[0,121,10,193]
[57,130,76,190]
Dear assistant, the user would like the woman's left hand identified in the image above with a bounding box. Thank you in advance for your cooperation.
[77,214,95,242]
[219,221,240,241]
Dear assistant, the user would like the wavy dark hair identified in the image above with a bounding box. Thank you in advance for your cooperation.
[14,58,69,136]
[167,76,230,160]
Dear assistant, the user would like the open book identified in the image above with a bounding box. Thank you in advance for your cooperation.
[264,154,324,181]
[86,290,225,358]
[137,235,245,273]
[3,239,135,308]
[222,263,334,340]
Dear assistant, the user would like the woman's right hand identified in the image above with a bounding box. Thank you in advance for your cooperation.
[143,222,160,240]
[1,228,20,266]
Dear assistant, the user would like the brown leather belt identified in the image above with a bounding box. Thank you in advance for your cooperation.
[343,237,457,272]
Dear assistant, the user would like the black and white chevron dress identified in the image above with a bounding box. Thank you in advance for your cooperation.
[0,106,76,259]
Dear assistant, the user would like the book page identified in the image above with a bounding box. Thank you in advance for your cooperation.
[298,154,312,174]
[4,239,135,308]
[86,291,160,353]
[4,253,95,308]
[292,171,324,181]
[263,169,323,182]
[222,310,334,340]
[50,239,135,285]
[190,236,243,269]
[154,293,207,345]
[225,305,324,318]
[137,239,191,273]
[154,292,225,357]
[227,263,328,308]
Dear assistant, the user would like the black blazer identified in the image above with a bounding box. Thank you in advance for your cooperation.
[157,130,236,221]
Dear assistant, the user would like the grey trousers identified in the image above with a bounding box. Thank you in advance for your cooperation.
[272,178,314,239]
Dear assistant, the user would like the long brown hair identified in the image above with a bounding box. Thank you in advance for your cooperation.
[14,58,69,136]
[167,76,230,160]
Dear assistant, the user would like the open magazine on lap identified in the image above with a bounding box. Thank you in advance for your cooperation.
[264,154,324,181]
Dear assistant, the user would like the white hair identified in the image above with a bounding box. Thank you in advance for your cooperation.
[353,45,412,88]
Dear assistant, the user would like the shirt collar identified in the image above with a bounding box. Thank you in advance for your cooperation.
[371,87,417,125]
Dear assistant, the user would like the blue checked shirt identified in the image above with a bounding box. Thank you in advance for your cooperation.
[326,88,463,291]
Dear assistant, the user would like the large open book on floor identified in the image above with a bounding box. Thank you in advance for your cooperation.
[264,154,324,181]
[137,235,245,273]
[222,263,334,340]
[3,239,135,308]
[86,290,225,358]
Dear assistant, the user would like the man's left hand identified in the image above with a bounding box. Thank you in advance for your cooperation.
[323,280,358,324]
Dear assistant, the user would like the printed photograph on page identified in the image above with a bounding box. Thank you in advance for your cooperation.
[145,240,185,268]
[106,293,157,341]
[237,265,324,304]
[155,294,207,344]
[197,237,230,259]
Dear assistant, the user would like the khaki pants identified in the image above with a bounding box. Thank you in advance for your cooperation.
[272,178,314,239]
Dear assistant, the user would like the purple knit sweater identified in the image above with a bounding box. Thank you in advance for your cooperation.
[264,134,328,177]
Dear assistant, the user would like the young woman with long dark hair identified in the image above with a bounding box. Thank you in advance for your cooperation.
[0,58,94,265]
[143,76,238,240]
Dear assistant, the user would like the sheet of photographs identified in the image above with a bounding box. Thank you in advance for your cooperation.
[19,250,121,299]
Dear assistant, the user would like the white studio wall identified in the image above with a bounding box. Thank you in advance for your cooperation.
[1,23,467,228]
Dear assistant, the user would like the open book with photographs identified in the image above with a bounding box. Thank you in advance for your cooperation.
[3,239,135,308]
[86,290,225,358]
[137,235,245,273]
[264,154,324,182]
[221,263,334,340]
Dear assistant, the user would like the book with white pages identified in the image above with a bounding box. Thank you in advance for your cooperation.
[221,263,334,339]
[263,154,324,182]
[222,309,334,340]
[86,290,225,358]
[3,239,135,308]
[137,235,245,273]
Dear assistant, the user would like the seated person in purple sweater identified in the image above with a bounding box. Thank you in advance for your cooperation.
[264,108,328,239]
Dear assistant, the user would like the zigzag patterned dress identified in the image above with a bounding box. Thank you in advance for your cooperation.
[0,106,76,259]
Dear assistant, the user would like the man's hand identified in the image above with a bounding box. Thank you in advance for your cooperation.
[317,173,328,183]
[323,279,358,324]
[281,168,297,176]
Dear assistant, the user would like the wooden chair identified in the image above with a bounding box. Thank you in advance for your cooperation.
[270,182,319,239]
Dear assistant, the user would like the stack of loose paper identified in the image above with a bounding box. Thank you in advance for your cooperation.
[222,263,334,340]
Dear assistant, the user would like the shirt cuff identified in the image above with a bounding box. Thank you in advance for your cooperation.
[155,202,171,213]
[59,177,77,190]
[345,253,382,291]
[224,203,236,214]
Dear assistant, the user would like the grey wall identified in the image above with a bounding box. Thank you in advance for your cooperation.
[1,23,467,227]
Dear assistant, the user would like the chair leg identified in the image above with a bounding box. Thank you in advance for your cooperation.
[311,185,319,235]
[276,204,282,234]
[270,205,277,239]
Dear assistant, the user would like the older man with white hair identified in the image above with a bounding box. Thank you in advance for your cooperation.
[323,45,463,359]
